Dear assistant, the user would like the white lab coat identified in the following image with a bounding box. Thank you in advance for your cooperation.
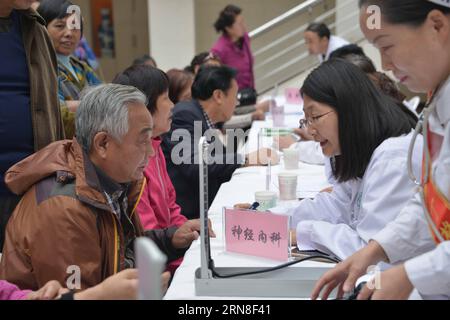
[318,35,350,63]
[373,76,450,299]
[291,131,423,260]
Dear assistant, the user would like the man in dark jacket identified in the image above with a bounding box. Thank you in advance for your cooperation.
[0,0,65,251]
[162,66,278,219]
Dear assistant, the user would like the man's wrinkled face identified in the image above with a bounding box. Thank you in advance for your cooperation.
[103,103,155,183]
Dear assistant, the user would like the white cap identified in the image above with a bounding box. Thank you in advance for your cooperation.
[428,0,450,8]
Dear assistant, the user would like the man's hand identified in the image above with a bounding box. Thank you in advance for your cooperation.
[320,186,333,193]
[251,109,265,121]
[311,241,388,300]
[75,269,139,300]
[172,219,216,249]
[357,264,414,300]
[26,280,66,300]
[161,271,171,295]
[74,269,172,300]
[256,100,271,113]
[234,203,252,210]
[293,128,314,141]
[246,148,280,166]
[274,135,296,150]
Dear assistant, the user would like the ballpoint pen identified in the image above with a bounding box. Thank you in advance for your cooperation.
[266,159,271,191]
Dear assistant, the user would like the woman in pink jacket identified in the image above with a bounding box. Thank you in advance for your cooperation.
[113,65,190,274]
[211,4,254,91]
[0,281,32,300]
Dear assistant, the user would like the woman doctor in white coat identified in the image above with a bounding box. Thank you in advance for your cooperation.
[312,0,450,300]
[290,58,422,260]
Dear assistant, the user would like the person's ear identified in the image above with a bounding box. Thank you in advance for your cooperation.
[212,89,224,105]
[91,132,110,159]
[428,9,450,42]
[225,25,232,35]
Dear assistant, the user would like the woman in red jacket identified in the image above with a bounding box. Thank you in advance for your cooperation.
[113,65,196,274]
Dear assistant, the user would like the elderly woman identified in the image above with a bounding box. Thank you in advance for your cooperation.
[38,0,102,138]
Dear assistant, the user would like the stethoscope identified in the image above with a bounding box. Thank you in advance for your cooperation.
[406,94,446,243]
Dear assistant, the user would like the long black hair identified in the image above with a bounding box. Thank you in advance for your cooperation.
[301,59,415,182]
[112,65,169,115]
[333,54,418,127]
[359,0,450,27]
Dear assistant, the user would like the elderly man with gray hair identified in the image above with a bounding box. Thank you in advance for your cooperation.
[0,84,205,292]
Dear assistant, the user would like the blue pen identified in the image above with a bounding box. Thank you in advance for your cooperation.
[249,202,260,210]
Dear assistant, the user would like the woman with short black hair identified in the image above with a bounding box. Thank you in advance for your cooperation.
[290,59,423,262]
[113,65,204,275]
[38,0,102,139]
[166,69,194,105]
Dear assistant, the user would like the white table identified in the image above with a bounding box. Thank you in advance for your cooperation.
[164,110,333,300]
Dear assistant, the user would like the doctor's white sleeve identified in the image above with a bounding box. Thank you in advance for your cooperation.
[292,179,356,258]
[404,241,450,296]
[296,220,367,259]
[297,154,421,260]
[291,180,352,229]
[372,192,435,264]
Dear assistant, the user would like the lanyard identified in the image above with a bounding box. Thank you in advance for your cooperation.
[407,88,440,187]
[406,92,449,243]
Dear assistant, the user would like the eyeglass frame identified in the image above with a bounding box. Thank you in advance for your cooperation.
[299,110,334,129]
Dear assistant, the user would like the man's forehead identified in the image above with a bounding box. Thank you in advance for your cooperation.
[128,104,152,129]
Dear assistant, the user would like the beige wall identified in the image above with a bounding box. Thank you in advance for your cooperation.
[148,0,196,71]
[194,0,305,54]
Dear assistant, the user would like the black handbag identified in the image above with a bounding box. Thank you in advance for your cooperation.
[237,88,257,107]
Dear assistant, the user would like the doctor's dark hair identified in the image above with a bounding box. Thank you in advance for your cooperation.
[359,0,450,27]
[334,54,417,127]
[112,65,169,115]
[214,5,242,33]
[38,0,84,35]
[191,65,237,101]
[329,44,366,60]
[301,59,415,182]
[305,22,331,39]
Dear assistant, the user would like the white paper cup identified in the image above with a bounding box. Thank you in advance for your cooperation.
[278,173,298,200]
[283,148,300,170]
[255,191,278,211]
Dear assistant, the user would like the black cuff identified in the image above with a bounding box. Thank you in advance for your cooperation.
[59,290,75,300]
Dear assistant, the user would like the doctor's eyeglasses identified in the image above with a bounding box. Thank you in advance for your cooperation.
[299,110,334,129]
